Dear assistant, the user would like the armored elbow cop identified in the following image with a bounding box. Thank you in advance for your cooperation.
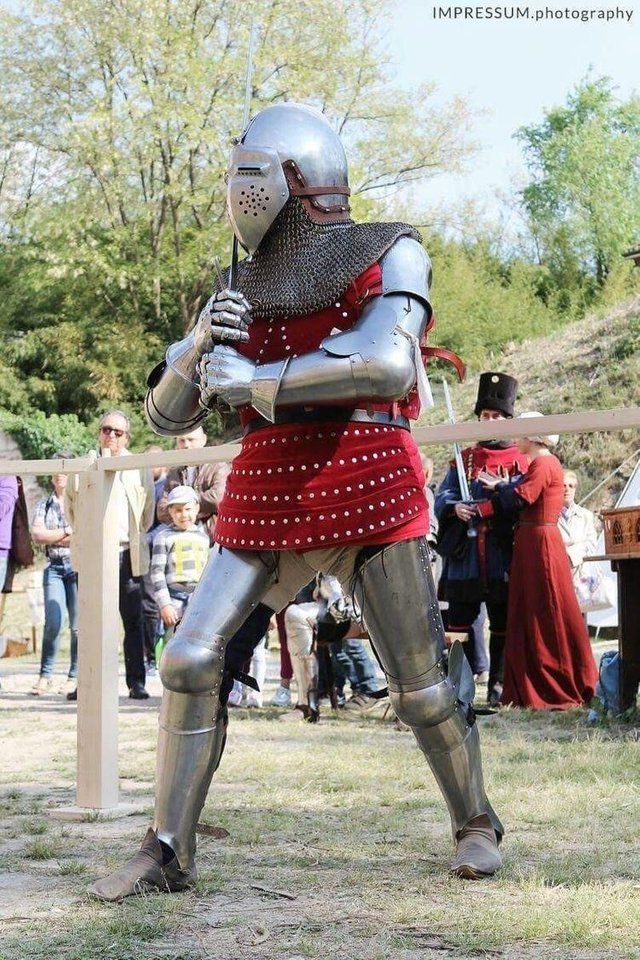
[249,236,433,420]
[322,237,432,389]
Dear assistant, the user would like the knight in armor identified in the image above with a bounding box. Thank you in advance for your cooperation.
[285,572,377,719]
[435,373,528,707]
[283,578,321,721]
[88,103,502,901]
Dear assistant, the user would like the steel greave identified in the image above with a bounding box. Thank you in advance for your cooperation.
[353,537,503,839]
[413,710,502,838]
[153,547,278,870]
[154,690,227,869]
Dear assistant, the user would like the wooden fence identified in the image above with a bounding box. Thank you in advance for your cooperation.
[0,407,638,811]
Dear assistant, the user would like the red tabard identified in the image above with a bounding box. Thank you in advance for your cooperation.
[502,455,598,710]
[214,263,429,551]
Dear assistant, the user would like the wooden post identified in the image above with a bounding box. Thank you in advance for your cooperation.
[74,454,121,809]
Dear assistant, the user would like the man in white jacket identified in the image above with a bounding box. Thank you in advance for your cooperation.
[66,410,155,698]
[558,471,599,611]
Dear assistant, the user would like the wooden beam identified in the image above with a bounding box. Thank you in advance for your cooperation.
[96,441,242,472]
[0,407,638,477]
[0,454,96,476]
[412,406,640,446]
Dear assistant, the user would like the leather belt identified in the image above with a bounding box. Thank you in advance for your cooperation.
[243,407,410,436]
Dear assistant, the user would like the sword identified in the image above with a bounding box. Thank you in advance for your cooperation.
[442,379,477,538]
[207,27,256,414]
[229,19,257,290]
[442,378,472,502]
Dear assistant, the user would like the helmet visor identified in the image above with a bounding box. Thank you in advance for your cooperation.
[227,144,289,254]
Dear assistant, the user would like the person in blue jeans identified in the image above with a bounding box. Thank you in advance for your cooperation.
[30,454,78,696]
[329,635,378,707]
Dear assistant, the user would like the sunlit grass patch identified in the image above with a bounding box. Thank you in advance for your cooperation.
[23,817,48,835]
[1,901,179,960]
[57,858,88,876]
[23,837,63,860]
[2,674,639,959]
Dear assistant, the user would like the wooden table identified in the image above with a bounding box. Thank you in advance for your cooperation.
[588,553,640,712]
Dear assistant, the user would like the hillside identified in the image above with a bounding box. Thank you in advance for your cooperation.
[421,296,640,509]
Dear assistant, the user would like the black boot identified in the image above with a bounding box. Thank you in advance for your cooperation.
[487,632,505,706]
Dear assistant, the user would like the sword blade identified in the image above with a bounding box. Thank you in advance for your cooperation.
[229,20,257,290]
[242,20,257,131]
[442,379,472,503]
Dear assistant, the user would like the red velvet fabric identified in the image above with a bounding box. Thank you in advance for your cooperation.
[215,263,429,551]
[502,455,598,710]
[463,443,529,480]
[468,445,529,519]
[215,420,428,550]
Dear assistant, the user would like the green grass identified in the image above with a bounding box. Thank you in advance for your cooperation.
[1,674,639,959]
[23,838,63,861]
[57,859,88,876]
[23,818,48,835]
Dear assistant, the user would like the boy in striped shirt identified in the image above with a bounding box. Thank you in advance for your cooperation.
[150,486,210,632]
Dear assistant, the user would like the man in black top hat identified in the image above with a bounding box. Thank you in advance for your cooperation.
[435,373,527,706]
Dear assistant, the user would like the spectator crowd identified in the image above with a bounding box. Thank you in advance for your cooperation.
[0,371,612,717]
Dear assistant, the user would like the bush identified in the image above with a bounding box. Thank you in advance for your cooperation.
[0,410,95,460]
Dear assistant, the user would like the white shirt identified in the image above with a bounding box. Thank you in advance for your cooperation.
[558,502,598,569]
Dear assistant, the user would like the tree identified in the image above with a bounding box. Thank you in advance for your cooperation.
[517,77,640,289]
[0,0,475,423]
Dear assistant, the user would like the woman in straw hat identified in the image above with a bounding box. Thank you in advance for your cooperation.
[477,413,597,710]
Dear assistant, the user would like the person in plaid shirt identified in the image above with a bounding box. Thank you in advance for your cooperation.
[30,452,77,696]
[150,486,210,636]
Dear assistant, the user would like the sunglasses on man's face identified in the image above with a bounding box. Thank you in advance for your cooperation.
[100,426,126,439]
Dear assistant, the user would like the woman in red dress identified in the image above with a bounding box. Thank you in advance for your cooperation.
[477,414,597,710]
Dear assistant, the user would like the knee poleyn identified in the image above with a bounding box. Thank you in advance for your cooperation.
[160,633,226,694]
[390,678,457,728]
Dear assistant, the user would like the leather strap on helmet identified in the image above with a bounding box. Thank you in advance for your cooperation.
[289,184,351,198]
[282,159,351,218]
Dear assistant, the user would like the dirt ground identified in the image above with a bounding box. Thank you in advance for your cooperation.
[1,634,639,960]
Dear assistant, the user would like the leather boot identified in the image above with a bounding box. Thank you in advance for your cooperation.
[450,814,502,879]
[87,827,195,902]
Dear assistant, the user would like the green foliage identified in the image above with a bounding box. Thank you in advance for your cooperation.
[0,0,475,425]
[0,410,95,460]
[0,405,216,459]
[0,5,635,436]
[518,77,640,290]
[427,234,557,368]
